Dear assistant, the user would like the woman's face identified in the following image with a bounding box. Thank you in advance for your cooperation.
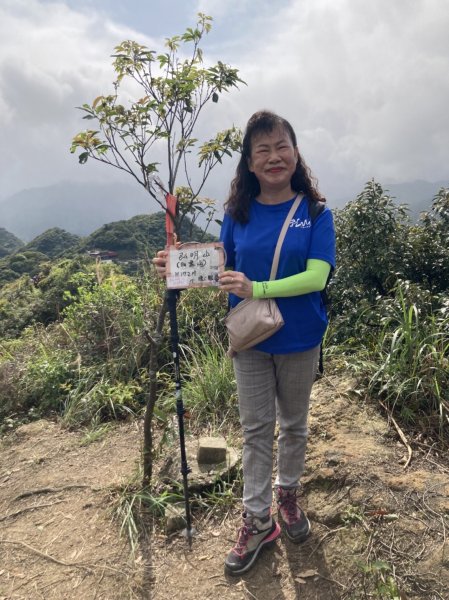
[247,127,298,194]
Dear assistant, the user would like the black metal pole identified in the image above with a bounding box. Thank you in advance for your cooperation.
[165,288,193,546]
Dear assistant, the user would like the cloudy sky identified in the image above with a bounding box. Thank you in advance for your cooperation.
[0,0,448,208]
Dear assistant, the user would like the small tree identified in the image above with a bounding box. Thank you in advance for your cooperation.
[333,180,410,303]
[330,180,410,345]
[70,13,244,485]
[405,188,449,295]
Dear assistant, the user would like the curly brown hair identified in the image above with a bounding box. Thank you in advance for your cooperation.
[224,110,325,223]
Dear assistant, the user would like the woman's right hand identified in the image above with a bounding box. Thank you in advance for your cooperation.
[152,249,168,278]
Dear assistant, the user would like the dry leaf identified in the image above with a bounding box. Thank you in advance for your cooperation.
[298,569,319,578]
[295,577,306,584]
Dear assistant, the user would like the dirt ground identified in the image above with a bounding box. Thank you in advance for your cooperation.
[1,375,448,600]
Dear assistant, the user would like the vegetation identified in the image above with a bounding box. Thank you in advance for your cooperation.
[0,227,23,258]
[0,262,229,430]
[0,227,80,287]
[1,182,447,437]
[24,227,81,259]
[0,210,215,292]
[0,250,49,287]
[328,182,449,433]
[0,256,93,338]
[79,211,215,260]
[70,13,243,222]
[0,210,217,340]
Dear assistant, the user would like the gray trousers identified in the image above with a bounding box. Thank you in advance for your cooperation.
[233,345,319,517]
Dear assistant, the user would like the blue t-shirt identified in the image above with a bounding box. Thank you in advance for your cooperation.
[220,195,336,354]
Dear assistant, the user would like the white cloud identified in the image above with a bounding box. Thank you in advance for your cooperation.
[194,0,252,20]
[249,0,449,197]
[0,0,159,198]
[218,0,449,198]
[0,0,448,205]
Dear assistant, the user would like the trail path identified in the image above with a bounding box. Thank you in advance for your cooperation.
[1,375,448,599]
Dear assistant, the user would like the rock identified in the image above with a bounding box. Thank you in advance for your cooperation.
[325,451,344,466]
[165,503,186,534]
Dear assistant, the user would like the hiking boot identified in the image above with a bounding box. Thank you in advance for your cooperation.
[225,512,281,576]
[276,486,311,543]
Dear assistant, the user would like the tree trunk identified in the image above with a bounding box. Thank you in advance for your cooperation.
[142,297,168,487]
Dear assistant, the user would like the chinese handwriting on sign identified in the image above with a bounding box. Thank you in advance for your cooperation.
[166,242,225,289]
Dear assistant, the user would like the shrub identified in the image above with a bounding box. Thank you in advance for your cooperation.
[327,183,449,436]
[62,269,149,375]
[0,325,77,423]
[62,377,143,428]
[366,283,449,428]
[0,256,93,338]
[179,332,239,432]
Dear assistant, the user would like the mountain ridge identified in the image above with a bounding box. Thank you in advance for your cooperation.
[334,178,448,218]
[1,178,448,242]
[0,181,156,242]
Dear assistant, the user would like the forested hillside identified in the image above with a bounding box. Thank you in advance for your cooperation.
[0,227,23,258]
[24,228,81,258]
[78,212,215,259]
[0,211,214,289]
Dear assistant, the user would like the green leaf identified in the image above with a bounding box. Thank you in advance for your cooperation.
[92,96,104,109]
[78,152,89,164]
[212,92,219,103]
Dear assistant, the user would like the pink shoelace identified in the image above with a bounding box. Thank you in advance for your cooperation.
[280,491,300,524]
[232,524,251,557]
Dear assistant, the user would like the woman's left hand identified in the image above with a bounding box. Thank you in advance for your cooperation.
[218,271,253,298]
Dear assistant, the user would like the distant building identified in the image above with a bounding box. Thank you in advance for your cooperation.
[87,249,118,262]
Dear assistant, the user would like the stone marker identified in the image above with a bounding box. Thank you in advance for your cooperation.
[158,438,240,492]
[197,436,227,464]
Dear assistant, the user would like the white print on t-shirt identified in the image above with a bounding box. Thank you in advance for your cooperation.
[289,217,312,228]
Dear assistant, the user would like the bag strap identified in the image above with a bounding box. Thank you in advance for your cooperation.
[269,193,303,280]
[307,198,326,222]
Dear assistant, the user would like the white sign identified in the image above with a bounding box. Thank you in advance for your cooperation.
[166,242,225,289]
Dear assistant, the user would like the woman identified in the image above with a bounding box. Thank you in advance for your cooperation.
[154,110,336,576]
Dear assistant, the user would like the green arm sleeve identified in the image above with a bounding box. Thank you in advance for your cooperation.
[252,259,331,298]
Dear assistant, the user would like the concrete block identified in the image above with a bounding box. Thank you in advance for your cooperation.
[197,436,227,464]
